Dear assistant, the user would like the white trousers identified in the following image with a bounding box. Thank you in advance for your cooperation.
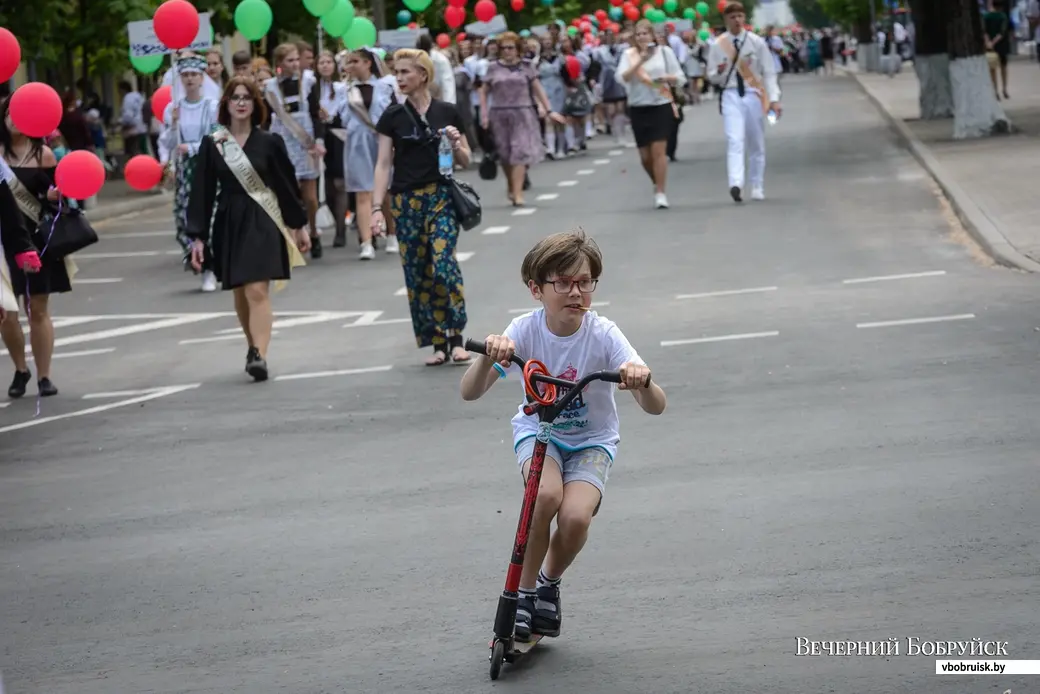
[722,88,766,190]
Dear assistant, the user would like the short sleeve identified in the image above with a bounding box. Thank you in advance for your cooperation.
[605,323,643,371]
[501,317,528,374]
[375,105,399,138]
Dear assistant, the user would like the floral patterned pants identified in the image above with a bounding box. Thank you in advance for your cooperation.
[390,182,468,350]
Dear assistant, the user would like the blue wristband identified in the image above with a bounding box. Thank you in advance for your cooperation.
[492,362,507,379]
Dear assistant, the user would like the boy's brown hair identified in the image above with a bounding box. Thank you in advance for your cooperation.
[521,229,603,286]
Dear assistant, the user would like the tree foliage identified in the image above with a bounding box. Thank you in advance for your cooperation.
[788,0,831,28]
[817,0,880,29]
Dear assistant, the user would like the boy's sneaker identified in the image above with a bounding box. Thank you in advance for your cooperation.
[532,583,562,637]
[514,591,536,642]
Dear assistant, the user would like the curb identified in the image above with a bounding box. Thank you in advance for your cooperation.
[841,67,1040,274]
[85,191,173,225]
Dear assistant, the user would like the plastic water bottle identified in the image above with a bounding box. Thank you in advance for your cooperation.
[438,129,454,177]
[766,109,778,126]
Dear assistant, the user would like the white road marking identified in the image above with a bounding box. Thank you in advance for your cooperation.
[457,251,475,262]
[75,250,182,259]
[347,311,387,327]
[2,314,226,355]
[73,277,124,284]
[270,312,363,329]
[395,286,408,296]
[675,286,778,300]
[593,159,611,165]
[576,169,595,175]
[343,317,412,328]
[274,365,394,381]
[481,225,511,235]
[608,150,623,155]
[512,207,537,216]
[31,348,116,360]
[558,180,579,187]
[179,331,280,345]
[0,401,9,408]
[842,270,947,285]
[100,230,172,238]
[660,331,780,347]
[507,301,610,314]
[535,193,559,201]
[0,384,201,434]
[856,313,975,329]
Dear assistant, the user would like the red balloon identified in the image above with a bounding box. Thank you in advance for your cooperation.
[609,0,623,6]
[408,21,418,28]
[510,0,524,10]
[624,5,639,20]
[473,0,495,22]
[153,0,200,50]
[151,85,173,122]
[8,83,63,139]
[445,5,466,28]
[123,154,164,191]
[447,0,466,7]
[55,150,106,200]
[0,29,20,84]
[716,0,726,10]
[436,32,452,48]
[564,55,580,80]
[594,9,607,21]
[456,31,467,41]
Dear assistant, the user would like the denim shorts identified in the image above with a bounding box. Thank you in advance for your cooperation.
[514,437,613,495]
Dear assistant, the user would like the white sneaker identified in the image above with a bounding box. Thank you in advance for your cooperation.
[385,236,399,254]
[359,242,375,260]
[751,188,765,201]
[201,270,217,292]
[654,192,669,209]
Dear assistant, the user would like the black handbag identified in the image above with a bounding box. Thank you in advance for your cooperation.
[444,175,482,231]
[478,153,498,181]
[35,205,98,259]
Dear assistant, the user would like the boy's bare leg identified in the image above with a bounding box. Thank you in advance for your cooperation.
[543,481,601,578]
[519,457,563,589]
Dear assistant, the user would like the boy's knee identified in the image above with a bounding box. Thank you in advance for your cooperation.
[556,504,594,537]
[536,483,564,517]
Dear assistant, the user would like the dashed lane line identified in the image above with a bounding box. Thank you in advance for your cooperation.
[536,193,559,201]
[558,180,579,187]
[675,286,778,300]
[842,270,947,285]
[481,225,511,235]
[856,314,975,329]
[593,159,611,165]
[660,331,780,348]
[274,365,394,381]
[512,208,537,216]
[576,169,595,175]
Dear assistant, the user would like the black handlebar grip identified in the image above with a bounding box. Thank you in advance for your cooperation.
[464,338,488,355]
[604,372,653,387]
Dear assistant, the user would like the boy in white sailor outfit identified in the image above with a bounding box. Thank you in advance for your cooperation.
[706,2,781,203]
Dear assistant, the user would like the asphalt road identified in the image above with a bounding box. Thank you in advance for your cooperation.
[2,74,1039,694]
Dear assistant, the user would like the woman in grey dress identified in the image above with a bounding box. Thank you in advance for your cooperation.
[537,36,567,159]
[339,48,398,261]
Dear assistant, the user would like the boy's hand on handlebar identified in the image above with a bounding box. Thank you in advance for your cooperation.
[618,362,651,390]
[484,334,515,367]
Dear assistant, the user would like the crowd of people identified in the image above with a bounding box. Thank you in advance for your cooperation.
[2,1,791,395]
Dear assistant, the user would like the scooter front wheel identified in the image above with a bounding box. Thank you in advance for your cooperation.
[489,640,505,680]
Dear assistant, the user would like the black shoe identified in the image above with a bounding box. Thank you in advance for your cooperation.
[514,593,536,642]
[245,347,268,382]
[310,235,323,259]
[8,369,31,398]
[333,229,346,248]
[532,583,562,637]
[730,185,742,203]
[37,377,58,397]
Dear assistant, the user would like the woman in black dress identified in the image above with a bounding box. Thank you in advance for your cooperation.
[0,160,41,325]
[186,76,311,382]
[0,98,67,399]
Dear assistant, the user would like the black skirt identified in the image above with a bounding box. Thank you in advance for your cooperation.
[628,103,676,148]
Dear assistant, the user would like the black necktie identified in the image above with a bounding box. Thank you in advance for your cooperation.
[734,38,745,97]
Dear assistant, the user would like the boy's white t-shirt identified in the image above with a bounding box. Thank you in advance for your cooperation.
[502,308,644,460]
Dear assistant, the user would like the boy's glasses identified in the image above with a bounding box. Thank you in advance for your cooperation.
[548,278,598,293]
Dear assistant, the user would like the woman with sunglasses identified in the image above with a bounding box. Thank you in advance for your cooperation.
[371,48,473,367]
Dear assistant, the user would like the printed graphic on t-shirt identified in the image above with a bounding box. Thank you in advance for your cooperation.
[553,364,589,433]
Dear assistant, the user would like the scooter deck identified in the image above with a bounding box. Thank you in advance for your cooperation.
[512,634,543,654]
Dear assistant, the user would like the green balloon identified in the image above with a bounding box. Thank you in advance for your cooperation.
[129,53,164,74]
[234,0,273,41]
[343,16,377,49]
[701,20,710,28]
[695,0,709,15]
[303,0,337,17]
[567,25,578,35]
[321,0,356,38]
[662,0,677,12]
[682,7,695,18]
[698,28,710,40]
[402,0,432,11]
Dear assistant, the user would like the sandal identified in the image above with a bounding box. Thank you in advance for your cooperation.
[451,346,472,364]
[426,349,448,366]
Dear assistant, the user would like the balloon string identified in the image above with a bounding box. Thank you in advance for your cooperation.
[23,194,61,419]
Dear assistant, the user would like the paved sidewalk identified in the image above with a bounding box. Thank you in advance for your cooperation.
[843,58,1040,271]
[85,178,171,225]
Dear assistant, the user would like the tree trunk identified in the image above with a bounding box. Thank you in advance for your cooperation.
[909,0,953,119]
[947,0,1009,138]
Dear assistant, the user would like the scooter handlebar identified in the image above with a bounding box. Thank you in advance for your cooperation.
[464,338,651,388]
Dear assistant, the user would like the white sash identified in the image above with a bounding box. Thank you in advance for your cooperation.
[716,34,770,114]
[210,127,305,290]
[5,171,78,282]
